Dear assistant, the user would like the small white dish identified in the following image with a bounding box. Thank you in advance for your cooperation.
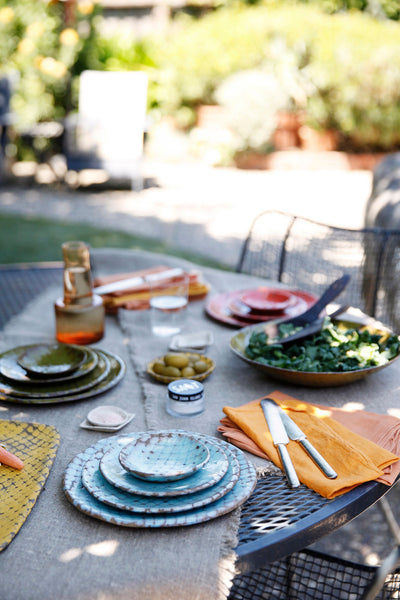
[80,413,134,433]
[87,405,129,427]
[169,331,214,352]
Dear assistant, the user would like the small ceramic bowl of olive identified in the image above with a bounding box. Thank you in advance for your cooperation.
[147,352,215,384]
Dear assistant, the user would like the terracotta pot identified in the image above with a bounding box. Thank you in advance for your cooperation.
[234,152,271,170]
[272,111,302,150]
[299,126,339,152]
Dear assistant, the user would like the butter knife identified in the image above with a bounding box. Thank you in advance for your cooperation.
[260,398,300,488]
[276,403,338,479]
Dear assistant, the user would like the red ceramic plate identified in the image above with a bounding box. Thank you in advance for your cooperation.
[240,288,294,313]
[228,297,303,322]
[205,288,318,327]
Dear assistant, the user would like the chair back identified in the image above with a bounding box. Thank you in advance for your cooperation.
[236,210,400,331]
[0,76,11,121]
[65,70,148,188]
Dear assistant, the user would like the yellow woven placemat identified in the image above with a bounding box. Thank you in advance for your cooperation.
[0,420,60,552]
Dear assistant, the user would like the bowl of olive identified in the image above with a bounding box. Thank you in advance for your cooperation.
[147,352,215,384]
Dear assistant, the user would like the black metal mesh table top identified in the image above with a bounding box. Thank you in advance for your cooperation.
[0,262,392,574]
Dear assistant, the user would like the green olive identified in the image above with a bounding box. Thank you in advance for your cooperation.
[163,365,182,377]
[187,354,199,365]
[153,361,166,375]
[181,366,196,377]
[164,353,189,369]
[193,360,208,374]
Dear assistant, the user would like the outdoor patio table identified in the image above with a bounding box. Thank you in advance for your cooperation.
[0,248,398,600]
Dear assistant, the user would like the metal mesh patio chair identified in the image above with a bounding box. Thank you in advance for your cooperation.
[228,546,400,600]
[236,210,400,332]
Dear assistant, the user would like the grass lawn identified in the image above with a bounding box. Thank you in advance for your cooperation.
[0,213,227,269]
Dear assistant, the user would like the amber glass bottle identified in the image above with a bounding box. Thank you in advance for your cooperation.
[55,241,105,344]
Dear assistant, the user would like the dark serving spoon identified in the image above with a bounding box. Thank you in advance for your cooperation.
[262,274,350,346]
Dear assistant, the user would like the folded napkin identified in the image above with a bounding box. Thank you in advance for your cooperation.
[93,266,210,312]
[220,391,400,499]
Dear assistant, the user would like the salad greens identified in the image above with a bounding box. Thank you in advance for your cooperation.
[245,318,400,372]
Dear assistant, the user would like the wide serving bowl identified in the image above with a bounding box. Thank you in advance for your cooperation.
[230,314,400,387]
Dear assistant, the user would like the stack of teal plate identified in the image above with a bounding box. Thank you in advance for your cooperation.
[63,429,257,527]
[0,342,125,404]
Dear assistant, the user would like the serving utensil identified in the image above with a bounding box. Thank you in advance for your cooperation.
[263,274,350,345]
[260,398,300,488]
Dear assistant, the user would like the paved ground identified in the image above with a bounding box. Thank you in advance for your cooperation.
[0,155,372,269]
[2,154,400,571]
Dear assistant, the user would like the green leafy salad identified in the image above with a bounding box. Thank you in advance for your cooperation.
[245,318,400,373]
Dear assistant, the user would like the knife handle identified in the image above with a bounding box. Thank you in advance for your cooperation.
[277,444,300,488]
[300,439,338,479]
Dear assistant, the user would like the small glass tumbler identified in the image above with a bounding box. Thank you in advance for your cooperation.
[54,241,105,345]
[148,270,189,337]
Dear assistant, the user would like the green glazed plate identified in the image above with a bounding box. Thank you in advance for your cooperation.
[17,343,86,377]
[0,350,125,404]
[0,350,110,399]
[0,345,98,384]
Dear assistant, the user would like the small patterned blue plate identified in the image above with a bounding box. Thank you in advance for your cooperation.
[100,435,229,497]
[119,431,210,482]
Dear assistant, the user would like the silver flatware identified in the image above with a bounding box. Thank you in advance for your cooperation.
[277,405,337,479]
[260,398,300,488]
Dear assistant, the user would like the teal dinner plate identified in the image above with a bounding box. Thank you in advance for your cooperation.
[0,345,98,384]
[0,350,125,404]
[81,434,239,514]
[63,433,257,528]
[100,436,229,497]
[0,351,110,399]
[17,343,86,377]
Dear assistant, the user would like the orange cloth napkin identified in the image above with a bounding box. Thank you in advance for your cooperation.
[93,266,210,312]
[220,391,400,499]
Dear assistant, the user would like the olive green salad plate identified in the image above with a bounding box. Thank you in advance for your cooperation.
[0,345,125,404]
[230,313,400,387]
[17,343,86,377]
[0,344,98,383]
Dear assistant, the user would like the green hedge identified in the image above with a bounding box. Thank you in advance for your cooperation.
[147,3,400,150]
[3,0,400,156]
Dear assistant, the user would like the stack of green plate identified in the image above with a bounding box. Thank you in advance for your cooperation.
[0,343,125,404]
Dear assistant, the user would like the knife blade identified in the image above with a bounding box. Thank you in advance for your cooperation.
[93,268,185,295]
[260,398,300,488]
[276,405,338,479]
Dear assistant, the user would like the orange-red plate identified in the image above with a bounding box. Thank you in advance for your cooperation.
[205,288,318,327]
[240,288,294,313]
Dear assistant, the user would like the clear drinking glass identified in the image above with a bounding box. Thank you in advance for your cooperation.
[148,270,189,337]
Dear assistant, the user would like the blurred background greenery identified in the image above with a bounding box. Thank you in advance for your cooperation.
[2,0,400,167]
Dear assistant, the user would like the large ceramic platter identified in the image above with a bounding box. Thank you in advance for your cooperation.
[0,350,125,404]
[0,345,98,384]
[100,435,229,497]
[118,431,210,482]
[206,288,317,327]
[230,315,400,387]
[63,433,257,528]
[81,436,240,514]
[0,351,110,398]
